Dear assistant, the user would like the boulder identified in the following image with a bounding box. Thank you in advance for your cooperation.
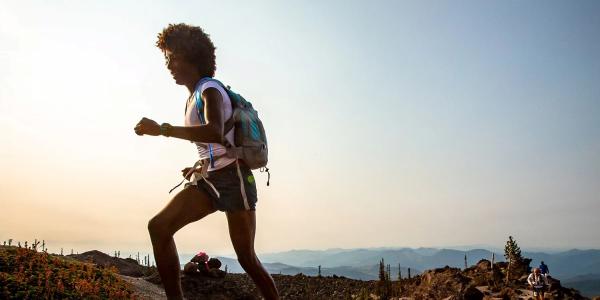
[463,286,484,300]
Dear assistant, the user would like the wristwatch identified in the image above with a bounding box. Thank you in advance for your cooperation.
[160,123,173,137]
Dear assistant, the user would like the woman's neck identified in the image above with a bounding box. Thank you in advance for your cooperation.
[186,74,204,94]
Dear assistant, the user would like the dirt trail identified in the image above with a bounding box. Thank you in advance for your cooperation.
[119,275,166,300]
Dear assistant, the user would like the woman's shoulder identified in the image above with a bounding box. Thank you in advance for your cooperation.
[198,78,224,93]
[198,79,230,104]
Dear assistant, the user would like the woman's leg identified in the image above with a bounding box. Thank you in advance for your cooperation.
[226,210,279,300]
[148,185,217,300]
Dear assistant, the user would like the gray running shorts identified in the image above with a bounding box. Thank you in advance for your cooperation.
[195,161,257,212]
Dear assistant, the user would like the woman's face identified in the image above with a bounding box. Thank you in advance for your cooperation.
[164,49,199,86]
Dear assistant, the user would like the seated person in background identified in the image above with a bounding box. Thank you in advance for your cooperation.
[527,268,549,300]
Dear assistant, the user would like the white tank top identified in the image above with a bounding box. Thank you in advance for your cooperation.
[184,79,236,171]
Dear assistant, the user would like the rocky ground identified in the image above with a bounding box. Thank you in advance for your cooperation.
[142,272,376,300]
[394,260,589,300]
[68,251,594,300]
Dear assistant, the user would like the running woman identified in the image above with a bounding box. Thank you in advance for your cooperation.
[134,23,279,300]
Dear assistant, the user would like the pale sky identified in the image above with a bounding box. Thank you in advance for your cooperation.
[1,1,599,257]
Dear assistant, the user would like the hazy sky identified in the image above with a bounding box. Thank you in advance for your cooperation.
[1,1,599,257]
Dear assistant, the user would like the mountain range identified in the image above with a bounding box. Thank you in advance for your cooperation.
[257,247,600,279]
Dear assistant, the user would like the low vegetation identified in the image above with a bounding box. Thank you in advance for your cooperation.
[0,245,136,299]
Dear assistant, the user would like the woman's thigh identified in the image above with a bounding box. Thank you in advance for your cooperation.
[151,185,218,235]
[226,210,256,255]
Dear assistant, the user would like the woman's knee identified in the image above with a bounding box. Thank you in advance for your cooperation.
[148,216,170,239]
[237,253,259,269]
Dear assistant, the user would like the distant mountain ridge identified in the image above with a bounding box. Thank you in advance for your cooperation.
[213,257,419,280]
[258,248,498,269]
[256,247,600,279]
[563,273,600,298]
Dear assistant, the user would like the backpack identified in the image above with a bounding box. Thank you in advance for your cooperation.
[194,78,269,176]
[169,78,269,194]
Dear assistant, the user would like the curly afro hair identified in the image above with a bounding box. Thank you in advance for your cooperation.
[156,23,216,77]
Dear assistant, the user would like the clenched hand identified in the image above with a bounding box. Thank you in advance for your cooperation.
[134,117,160,136]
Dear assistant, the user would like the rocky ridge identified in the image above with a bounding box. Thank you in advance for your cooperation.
[70,250,592,299]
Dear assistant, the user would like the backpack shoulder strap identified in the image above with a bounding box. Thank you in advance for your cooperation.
[209,79,236,146]
[193,77,216,121]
